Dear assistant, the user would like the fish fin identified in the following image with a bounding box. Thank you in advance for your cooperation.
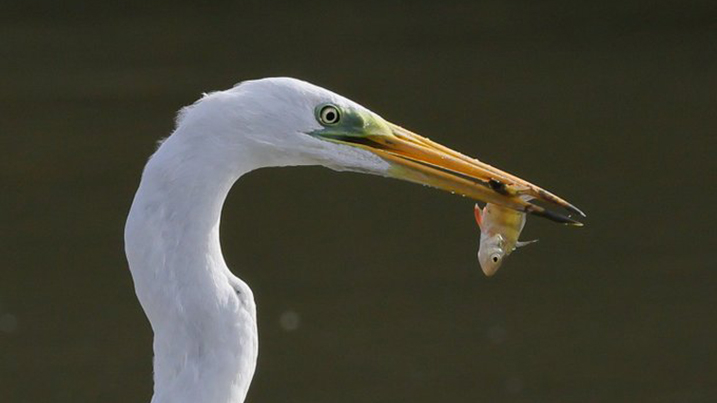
[473,203,483,229]
[516,239,539,248]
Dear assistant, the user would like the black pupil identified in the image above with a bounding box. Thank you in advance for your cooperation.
[324,110,336,122]
[492,256,499,263]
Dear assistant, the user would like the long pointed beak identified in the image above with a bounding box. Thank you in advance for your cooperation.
[346,123,585,225]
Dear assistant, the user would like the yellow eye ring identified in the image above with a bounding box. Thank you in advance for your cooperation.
[317,104,341,125]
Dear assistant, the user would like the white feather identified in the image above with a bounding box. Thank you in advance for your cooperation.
[125,77,390,403]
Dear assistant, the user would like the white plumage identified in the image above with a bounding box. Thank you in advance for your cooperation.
[125,78,392,403]
[125,76,582,403]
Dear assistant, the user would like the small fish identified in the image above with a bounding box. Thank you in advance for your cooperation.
[474,203,538,276]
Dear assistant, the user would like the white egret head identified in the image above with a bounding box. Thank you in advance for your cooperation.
[169,77,583,223]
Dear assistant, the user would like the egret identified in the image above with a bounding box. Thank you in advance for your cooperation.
[125,77,583,403]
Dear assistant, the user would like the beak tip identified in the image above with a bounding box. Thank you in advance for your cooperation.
[569,205,587,218]
[531,206,585,226]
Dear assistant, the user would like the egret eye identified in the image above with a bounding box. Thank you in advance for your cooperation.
[318,104,341,125]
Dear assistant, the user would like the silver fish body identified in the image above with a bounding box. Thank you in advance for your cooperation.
[475,203,536,276]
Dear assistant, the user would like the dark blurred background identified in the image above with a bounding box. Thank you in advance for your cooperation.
[2,1,716,402]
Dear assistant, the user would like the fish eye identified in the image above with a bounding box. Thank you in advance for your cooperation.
[317,104,341,125]
[491,254,501,263]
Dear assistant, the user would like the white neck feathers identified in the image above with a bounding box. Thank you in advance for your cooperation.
[125,127,259,403]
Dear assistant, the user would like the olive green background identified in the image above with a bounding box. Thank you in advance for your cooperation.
[2,1,716,402]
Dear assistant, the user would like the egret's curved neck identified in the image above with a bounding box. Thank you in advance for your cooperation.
[125,130,261,403]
